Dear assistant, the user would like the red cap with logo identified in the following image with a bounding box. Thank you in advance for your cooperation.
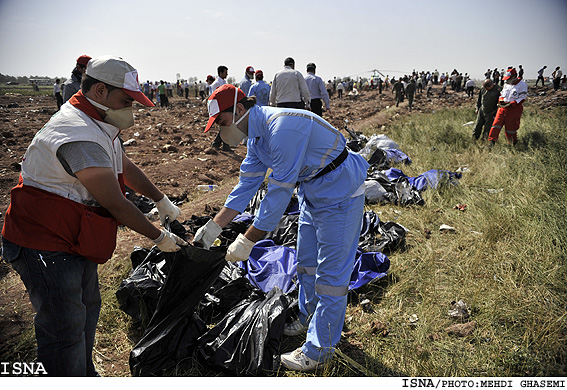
[76,55,92,67]
[502,68,517,80]
[204,84,246,132]
[246,66,255,74]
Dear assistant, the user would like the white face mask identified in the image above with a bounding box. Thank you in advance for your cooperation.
[86,96,135,130]
[219,89,249,147]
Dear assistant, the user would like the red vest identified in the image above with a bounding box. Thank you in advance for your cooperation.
[1,92,125,264]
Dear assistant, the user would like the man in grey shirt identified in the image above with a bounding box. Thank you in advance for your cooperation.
[62,55,91,102]
[269,57,311,109]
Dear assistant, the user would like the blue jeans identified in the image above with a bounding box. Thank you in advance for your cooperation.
[1,238,101,376]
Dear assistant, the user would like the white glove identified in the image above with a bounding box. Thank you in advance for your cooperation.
[225,233,255,263]
[153,229,188,252]
[192,219,223,249]
[155,195,181,226]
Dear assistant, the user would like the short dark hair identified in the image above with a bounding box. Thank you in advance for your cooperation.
[222,96,256,113]
[284,57,295,66]
[218,65,228,75]
[81,74,119,94]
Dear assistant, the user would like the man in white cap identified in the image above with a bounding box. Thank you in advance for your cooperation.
[194,84,369,372]
[1,55,187,376]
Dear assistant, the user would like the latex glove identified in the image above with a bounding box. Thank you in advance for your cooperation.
[192,219,222,249]
[225,233,255,263]
[155,195,181,226]
[153,229,188,252]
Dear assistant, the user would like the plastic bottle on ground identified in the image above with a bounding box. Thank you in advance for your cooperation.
[197,184,218,191]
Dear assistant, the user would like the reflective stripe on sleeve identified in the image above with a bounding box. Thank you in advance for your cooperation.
[267,176,295,188]
[240,171,266,178]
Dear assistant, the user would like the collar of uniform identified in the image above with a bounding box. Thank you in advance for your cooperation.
[69,90,104,122]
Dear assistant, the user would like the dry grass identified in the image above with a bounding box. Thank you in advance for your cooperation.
[2,105,566,377]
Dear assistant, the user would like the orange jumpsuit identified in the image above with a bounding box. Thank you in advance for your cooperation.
[488,79,528,145]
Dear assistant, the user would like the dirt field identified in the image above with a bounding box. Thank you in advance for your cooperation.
[0,82,565,375]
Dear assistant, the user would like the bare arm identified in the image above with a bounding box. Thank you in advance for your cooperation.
[75,166,162,240]
[122,151,164,202]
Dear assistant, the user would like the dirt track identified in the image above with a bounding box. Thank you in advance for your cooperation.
[0,83,565,375]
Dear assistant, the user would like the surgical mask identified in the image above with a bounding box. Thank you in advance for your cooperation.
[219,88,249,147]
[86,97,135,130]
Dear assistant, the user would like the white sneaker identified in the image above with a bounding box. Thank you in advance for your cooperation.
[280,348,326,372]
[283,319,307,336]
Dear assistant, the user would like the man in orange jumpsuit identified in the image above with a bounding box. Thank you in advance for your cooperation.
[488,67,528,146]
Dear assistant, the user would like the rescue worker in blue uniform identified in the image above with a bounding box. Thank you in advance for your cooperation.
[193,84,369,372]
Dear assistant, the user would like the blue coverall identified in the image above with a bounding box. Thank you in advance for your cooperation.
[224,105,369,362]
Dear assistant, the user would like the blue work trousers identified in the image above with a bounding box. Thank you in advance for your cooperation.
[295,193,364,362]
[1,239,101,376]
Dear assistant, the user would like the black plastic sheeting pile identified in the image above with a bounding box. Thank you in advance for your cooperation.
[119,245,292,376]
[117,186,405,376]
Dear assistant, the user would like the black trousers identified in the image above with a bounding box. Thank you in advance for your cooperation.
[277,101,305,109]
[309,99,323,116]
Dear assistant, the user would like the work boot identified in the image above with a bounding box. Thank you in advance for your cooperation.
[280,348,327,372]
[222,143,231,151]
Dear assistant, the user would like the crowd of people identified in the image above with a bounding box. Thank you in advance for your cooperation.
[8,54,564,377]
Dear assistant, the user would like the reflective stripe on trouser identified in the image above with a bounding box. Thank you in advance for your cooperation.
[295,193,365,362]
[488,103,523,143]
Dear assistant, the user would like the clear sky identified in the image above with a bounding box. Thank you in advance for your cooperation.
[1,0,566,84]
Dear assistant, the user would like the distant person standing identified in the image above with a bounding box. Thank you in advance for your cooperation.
[393,78,404,107]
[210,65,230,150]
[247,70,270,106]
[53,79,63,110]
[63,55,91,102]
[269,57,311,109]
[304,62,331,117]
[326,79,334,97]
[239,66,255,96]
[465,78,476,97]
[518,65,524,79]
[336,81,345,99]
[552,66,562,91]
[473,79,501,141]
[158,80,168,108]
[535,66,547,87]
[488,68,528,146]
[405,78,416,111]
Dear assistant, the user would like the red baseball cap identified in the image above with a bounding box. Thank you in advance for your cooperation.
[246,66,255,74]
[255,69,263,77]
[76,55,92,67]
[206,74,214,81]
[502,68,517,80]
[204,84,246,132]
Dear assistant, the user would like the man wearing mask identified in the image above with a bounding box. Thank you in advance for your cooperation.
[194,84,369,372]
[239,66,255,96]
[1,55,187,376]
[488,67,528,146]
[62,55,91,102]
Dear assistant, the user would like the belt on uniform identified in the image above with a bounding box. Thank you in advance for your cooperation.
[313,148,348,179]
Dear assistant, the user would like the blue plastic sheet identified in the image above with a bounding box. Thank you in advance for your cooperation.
[383,168,462,191]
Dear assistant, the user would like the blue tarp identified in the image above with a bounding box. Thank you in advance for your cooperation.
[237,239,390,294]
[383,168,462,192]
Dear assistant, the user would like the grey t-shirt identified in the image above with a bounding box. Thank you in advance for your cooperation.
[56,141,112,177]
